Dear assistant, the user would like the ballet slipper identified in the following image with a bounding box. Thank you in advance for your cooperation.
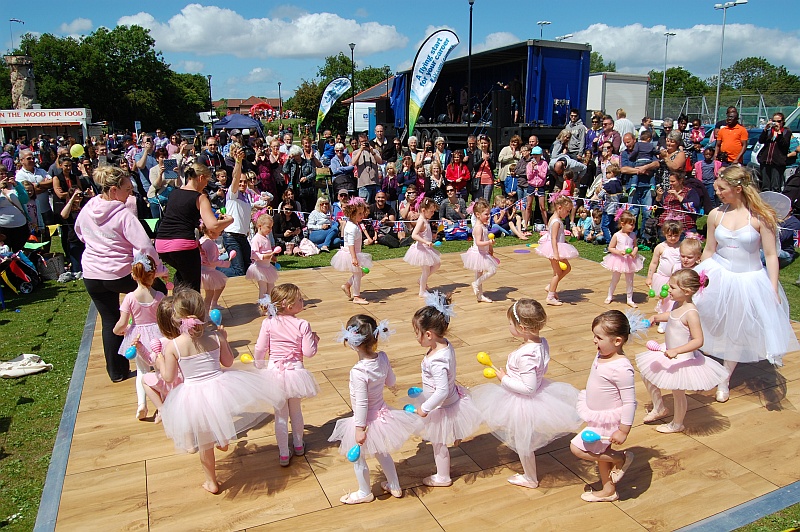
[136,404,147,421]
[216,443,229,452]
[422,475,453,487]
[546,295,562,306]
[610,451,634,484]
[643,409,669,423]
[479,295,493,303]
[381,481,403,498]
[340,491,375,505]
[656,422,684,434]
[715,390,730,403]
[352,297,369,305]
[153,410,162,424]
[580,490,618,502]
[604,296,613,304]
[626,300,638,309]
[507,474,539,489]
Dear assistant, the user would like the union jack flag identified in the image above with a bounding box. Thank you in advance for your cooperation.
[296,212,305,222]
[394,221,405,232]
[457,220,468,229]
[515,198,526,211]
[794,230,800,248]
[682,202,697,214]
[371,220,381,230]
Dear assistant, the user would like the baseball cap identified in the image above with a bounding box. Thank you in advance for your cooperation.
[230,129,241,136]
[532,146,543,155]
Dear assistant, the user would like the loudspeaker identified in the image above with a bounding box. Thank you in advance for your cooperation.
[376,99,393,124]
[491,90,512,129]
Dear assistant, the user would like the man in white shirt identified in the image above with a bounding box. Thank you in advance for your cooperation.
[279,132,293,155]
[613,108,637,138]
[16,149,54,227]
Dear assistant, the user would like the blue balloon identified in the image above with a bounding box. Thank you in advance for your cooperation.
[407,386,423,398]
[581,429,602,443]
[433,241,442,247]
[124,346,138,360]
[346,444,361,462]
[403,404,417,413]
[209,308,222,327]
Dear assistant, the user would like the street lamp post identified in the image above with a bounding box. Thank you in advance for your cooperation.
[384,65,391,99]
[349,43,356,136]
[660,32,676,119]
[207,74,213,135]
[467,0,474,128]
[554,34,573,42]
[278,81,282,129]
[9,19,24,52]
[714,0,747,121]
[536,21,551,40]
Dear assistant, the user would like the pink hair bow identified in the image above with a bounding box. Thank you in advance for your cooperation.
[683,232,704,242]
[614,207,625,222]
[697,271,709,293]
[179,317,204,335]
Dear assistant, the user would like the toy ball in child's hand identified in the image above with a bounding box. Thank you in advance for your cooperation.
[581,429,604,443]
[361,267,370,274]
[149,338,163,354]
[483,367,497,379]
[124,345,138,360]
[488,233,495,240]
[209,309,222,327]
[219,207,226,215]
[273,246,282,254]
[660,289,669,299]
[166,282,174,291]
[648,289,656,298]
[408,386,423,398]
[476,352,493,366]
[434,240,442,247]
[228,250,237,260]
[559,261,567,271]
[403,404,417,413]
[661,284,669,292]
[346,444,361,462]
[641,319,651,328]
[240,353,254,364]
[646,340,663,352]
[625,247,633,254]
[274,263,281,270]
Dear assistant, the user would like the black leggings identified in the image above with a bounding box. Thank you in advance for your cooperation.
[1,224,30,252]
[159,247,201,293]
[84,276,138,381]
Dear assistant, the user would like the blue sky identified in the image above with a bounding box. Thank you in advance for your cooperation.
[5,1,798,100]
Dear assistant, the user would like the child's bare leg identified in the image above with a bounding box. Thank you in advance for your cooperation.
[570,443,625,497]
[209,288,224,309]
[199,448,220,494]
[203,289,215,313]
[509,219,527,239]
[539,197,549,225]
[352,272,368,304]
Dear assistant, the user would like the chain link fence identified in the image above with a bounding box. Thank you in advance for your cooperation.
[646,94,800,127]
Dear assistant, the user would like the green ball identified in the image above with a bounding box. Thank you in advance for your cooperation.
[361,267,370,274]
[662,284,669,292]
[648,289,656,298]
[625,247,633,254]
[660,289,669,298]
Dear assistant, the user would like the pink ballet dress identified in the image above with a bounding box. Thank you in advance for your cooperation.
[417,341,482,445]
[403,220,441,267]
[254,314,320,399]
[200,236,230,291]
[160,334,285,452]
[118,291,165,360]
[246,232,279,284]
[601,232,644,273]
[536,218,579,260]
[329,352,422,457]
[460,223,499,273]
[651,244,681,313]
[331,221,373,272]
[471,340,581,456]
[636,308,728,391]
[570,354,637,454]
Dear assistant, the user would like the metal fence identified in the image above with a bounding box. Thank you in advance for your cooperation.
[646,94,800,127]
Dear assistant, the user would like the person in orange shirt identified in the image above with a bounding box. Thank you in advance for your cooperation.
[714,110,748,165]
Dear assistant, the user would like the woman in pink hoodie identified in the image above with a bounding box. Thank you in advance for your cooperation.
[76,165,165,382]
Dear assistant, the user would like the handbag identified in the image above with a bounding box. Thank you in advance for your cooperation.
[297,237,319,256]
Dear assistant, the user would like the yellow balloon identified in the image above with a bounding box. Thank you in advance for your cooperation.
[69,144,85,158]
[476,351,493,367]
[559,261,567,271]
[240,353,254,364]
[483,367,497,379]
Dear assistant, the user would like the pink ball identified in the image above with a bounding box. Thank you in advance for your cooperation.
[228,250,237,260]
[150,338,163,354]
[273,246,282,254]
[646,340,662,352]
[165,281,174,291]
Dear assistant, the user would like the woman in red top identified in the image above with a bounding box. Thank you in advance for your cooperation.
[445,149,470,199]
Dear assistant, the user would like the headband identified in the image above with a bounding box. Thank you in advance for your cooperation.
[512,301,521,323]
[132,251,152,272]
[625,309,648,341]
[258,296,278,319]
[425,291,456,322]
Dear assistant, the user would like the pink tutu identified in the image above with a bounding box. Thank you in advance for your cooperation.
[461,246,498,273]
[118,323,162,362]
[403,242,441,267]
[262,361,319,399]
[635,349,727,391]
[419,387,482,445]
[142,370,184,400]
[570,390,623,453]
[329,406,422,457]
[201,266,228,291]
[650,271,674,313]
[601,253,644,273]
[245,261,279,284]
[471,380,581,455]
[330,249,373,273]
[160,368,284,452]
[535,234,579,260]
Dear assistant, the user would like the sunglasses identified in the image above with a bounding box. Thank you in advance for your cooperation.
[446,189,455,192]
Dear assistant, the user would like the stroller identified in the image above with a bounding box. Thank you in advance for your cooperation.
[0,251,40,295]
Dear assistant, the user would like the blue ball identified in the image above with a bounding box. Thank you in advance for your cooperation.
[209,309,222,327]
[346,444,361,462]
[407,386,423,398]
[124,346,138,360]
[274,263,282,270]
[641,319,651,328]
[434,241,442,247]
[403,404,417,413]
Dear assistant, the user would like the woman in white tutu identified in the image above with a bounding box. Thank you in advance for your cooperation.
[329,315,421,504]
[155,290,285,494]
[403,196,441,297]
[637,269,727,433]
[695,166,799,402]
[472,299,581,488]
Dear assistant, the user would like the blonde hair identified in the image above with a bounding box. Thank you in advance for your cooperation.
[679,237,703,258]
[507,299,546,333]
[184,162,212,181]
[472,198,491,216]
[553,195,573,210]
[670,268,707,296]
[157,289,207,339]
[606,163,621,176]
[256,213,273,230]
[717,166,777,232]
[270,283,302,314]
[94,165,128,192]
[557,129,571,142]
[493,194,505,207]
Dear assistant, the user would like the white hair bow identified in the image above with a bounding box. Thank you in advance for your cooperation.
[258,296,278,319]
[131,251,152,272]
[425,291,456,322]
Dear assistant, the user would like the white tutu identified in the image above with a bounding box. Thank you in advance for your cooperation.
[570,390,622,454]
[160,368,284,452]
[419,387,482,445]
[201,266,228,291]
[403,242,441,267]
[261,362,319,399]
[471,380,581,455]
[535,234,580,260]
[461,246,498,273]
[118,323,161,363]
[635,349,727,391]
[245,262,279,284]
[330,249,373,273]
[329,406,421,457]
[695,256,799,365]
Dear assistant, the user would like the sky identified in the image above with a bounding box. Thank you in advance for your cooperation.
[5,0,799,101]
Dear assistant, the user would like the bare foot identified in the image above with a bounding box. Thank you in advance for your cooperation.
[341,284,352,300]
[519,235,529,240]
[202,480,220,494]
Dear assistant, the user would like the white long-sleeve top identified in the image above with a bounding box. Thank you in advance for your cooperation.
[420,340,460,413]
[500,340,550,395]
[349,351,396,427]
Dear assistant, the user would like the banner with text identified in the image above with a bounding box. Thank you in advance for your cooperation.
[316,77,351,133]
[408,29,459,136]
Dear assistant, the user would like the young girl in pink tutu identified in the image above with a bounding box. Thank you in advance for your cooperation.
[637,269,727,433]
[601,210,644,307]
[113,253,165,421]
[472,299,581,489]
[254,283,320,466]
[246,214,279,300]
[329,315,422,504]
[155,289,285,494]
[570,310,638,503]
[645,221,683,333]
[199,223,235,310]
[403,197,441,297]
[461,199,498,303]
[537,195,580,306]
[331,198,372,305]
[412,291,482,487]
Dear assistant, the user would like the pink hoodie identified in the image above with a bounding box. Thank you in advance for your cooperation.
[75,196,162,280]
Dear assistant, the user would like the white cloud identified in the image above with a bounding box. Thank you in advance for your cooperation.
[450,31,520,59]
[226,67,276,88]
[571,23,800,78]
[58,18,92,35]
[177,60,204,73]
[354,8,368,18]
[118,4,407,59]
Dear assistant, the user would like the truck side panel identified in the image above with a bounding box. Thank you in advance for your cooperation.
[525,45,590,125]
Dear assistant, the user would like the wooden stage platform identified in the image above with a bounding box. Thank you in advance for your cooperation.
[54,246,800,531]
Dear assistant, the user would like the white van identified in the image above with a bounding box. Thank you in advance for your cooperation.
[346,102,375,135]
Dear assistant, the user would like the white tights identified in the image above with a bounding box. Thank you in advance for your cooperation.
[275,398,304,456]
[519,452,539,483]
[351,453,400,497]
[134,357,149,408]
[608,272,634,302]
[347,271,363,297]
[432,443,451,482]
[643,378,688,425]
[419,263,441,295]
[718,360,738,393]
[474,270,496,292]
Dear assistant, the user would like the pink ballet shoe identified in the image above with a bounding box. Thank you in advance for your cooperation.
[581,490,619,502]
[422,475,453,487]
[340,491,375,505]
[294,443,306,456]
[610,451,634,484]
[381,481,403,498]
[643,408,669,423]
[507,474,539,489]
[136,404,147,420]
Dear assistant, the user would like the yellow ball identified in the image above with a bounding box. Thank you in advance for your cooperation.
[476,351,492,366]
[488,233,495,240]
[483,367,497,378]
[530,243,539,248]
[559,261,567,271]
[240,353,254,364]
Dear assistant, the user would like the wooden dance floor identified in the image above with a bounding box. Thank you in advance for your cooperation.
[55,246,800,531]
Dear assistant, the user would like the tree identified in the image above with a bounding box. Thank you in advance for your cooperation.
[590,52,616,73]
[717,57,800,94]
[648,67,708,97]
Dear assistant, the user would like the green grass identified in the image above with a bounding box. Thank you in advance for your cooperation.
[735,502,800,531]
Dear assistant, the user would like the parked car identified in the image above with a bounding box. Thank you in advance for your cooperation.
[176,128,197,142]
[748,108,800,181]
